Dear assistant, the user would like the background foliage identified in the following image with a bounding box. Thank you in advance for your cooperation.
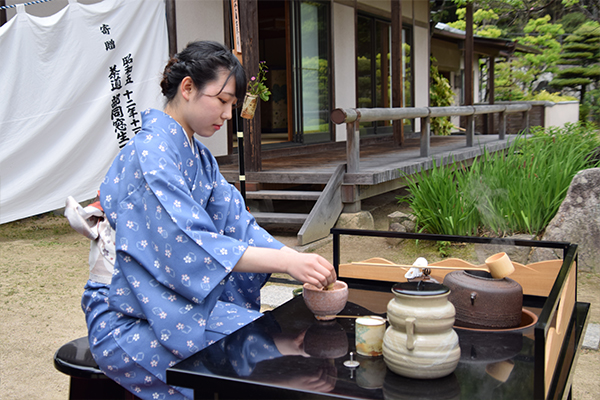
[431,0,600,123]
[430,57,455,135]
[401,123,600,236]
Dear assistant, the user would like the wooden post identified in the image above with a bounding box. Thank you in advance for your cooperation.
[499,111,507,140]
[0,1,6,27]
[346,121,360,174]
[487,57,495,134]
[466,114,474,147]
[391,0,404,146]
[464,2,474,106]
[239,0,261,172]
[541,104,546,128]
[165,0,177,57]
[523,110,530,134]
[345,121,361,213]
[420,116,430,157]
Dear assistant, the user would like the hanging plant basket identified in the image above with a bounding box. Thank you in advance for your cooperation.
[241,93,258,119]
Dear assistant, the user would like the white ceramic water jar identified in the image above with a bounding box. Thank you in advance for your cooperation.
[383,281,461,379]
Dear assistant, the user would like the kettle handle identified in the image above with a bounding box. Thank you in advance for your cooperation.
[405,317,416,350]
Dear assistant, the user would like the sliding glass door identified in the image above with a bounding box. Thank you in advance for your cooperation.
[357,14,392,136]
[291,0,332,144]
[357,13,413,136]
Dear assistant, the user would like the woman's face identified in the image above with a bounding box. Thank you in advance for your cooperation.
[180,69,237,138]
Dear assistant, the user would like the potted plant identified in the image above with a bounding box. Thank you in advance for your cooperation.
[241,61,271,119]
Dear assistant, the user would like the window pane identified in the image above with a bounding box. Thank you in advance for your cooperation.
[357,15,373,109]
[375,20,391,130]
[299,1,330,143]
[403,27,414,134]
[357,15,392,135]
[403,28,413,109]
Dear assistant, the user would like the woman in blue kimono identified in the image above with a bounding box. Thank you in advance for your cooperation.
[81,41,336,400]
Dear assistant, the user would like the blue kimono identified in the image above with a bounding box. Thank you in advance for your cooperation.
[81,108,284,400]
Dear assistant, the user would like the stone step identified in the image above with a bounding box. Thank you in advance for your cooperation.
[252,212,309,225]
[261,284,301,311]
[246,190,322,201]
[583,323,600,350]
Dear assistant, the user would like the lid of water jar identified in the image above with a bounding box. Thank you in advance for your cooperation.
[392,281,450,296]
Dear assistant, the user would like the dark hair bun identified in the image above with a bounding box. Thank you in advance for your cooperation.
[160,41,247,104]
[160,56,179,97]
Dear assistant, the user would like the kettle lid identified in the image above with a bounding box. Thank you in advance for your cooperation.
[392,281,449,296]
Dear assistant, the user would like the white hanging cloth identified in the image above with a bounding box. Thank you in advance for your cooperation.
[0,0,168,223]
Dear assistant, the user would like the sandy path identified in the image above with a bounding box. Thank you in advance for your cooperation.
[1,214,597,399]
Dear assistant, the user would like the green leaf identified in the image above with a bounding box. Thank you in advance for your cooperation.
[400,124,600,236]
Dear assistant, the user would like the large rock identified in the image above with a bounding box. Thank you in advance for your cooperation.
[386,211,417,246]
[388,211,417,233]
[530,168,600,272]
[335,211,375,230]
[474,233,536,265]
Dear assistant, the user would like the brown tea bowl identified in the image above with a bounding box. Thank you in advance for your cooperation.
[302,280,348,321]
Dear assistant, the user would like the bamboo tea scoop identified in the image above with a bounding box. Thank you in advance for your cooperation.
[323,315,387,320]
[351,252,515,279]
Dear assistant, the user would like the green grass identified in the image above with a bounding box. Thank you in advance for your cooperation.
[0,213,73,241]
[400,123,600,237]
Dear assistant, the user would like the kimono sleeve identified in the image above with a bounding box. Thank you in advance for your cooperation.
[199,146,285,309]
[104,130,252,307]
[200,151,284,250]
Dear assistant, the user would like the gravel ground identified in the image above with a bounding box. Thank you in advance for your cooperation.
[1,203,598,399]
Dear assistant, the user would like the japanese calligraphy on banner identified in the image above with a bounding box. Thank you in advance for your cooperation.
[101,22,142,148]
[0,0,168,224]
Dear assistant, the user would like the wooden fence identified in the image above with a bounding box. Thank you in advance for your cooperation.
[331,103,533,174]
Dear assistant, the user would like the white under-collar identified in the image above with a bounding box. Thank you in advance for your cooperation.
[186,133,196,155]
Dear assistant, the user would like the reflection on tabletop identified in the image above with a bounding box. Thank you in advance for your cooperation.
[184,301,382,395]
[177,297,536,399]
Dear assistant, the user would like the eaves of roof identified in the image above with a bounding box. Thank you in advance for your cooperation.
[433,22,541,57]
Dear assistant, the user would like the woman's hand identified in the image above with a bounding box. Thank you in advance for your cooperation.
[234,246,337,289]
[283,252,336,289]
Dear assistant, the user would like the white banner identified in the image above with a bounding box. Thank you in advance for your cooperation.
[0,0,168,224]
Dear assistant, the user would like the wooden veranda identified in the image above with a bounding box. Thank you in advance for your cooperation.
[220,134,516,184]
[216,101,545,245]
[219,133,520,245]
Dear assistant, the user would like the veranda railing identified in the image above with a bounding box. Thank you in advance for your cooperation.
[330,103,532,174]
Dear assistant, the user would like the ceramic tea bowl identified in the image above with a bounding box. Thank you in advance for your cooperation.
[302,280,348,320]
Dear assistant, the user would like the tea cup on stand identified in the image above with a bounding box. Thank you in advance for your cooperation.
[355,316,386,357]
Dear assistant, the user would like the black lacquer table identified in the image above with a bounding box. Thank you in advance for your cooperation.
[168,229,590,400]
[167,289,588,400]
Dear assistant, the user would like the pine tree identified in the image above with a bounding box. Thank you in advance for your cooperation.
[550,21,600,106]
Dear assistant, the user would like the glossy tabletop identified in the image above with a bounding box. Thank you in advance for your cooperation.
[165,286,577,400]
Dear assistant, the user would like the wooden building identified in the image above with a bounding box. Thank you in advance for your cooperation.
[214,0,432,169]
[1,0,548,244]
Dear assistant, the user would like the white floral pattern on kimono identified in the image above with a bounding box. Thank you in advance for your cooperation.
[82,109,283,400]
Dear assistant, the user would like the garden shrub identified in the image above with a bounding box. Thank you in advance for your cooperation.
[400,123,600,236]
